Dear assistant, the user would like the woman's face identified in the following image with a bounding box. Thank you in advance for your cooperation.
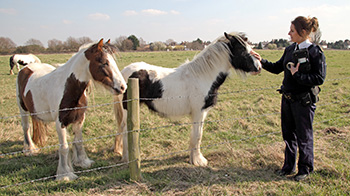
[288,24,305,44]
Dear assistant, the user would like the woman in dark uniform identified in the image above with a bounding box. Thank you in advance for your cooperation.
[251,16,326,181]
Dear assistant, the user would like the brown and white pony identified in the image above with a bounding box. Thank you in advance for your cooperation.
[9,54,41,75]
[113,32,262,166]
[16,39,126,181]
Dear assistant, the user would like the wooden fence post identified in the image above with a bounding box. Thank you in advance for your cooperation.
[127,78,142,181]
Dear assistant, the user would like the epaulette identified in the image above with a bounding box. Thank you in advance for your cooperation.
[308,44,324,53]
[316,44,324,52]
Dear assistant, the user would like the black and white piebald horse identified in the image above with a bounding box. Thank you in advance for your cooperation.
[113,32,262,166]
[9,54,41,75]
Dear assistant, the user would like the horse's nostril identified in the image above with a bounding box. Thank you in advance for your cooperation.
[120,85,126,92]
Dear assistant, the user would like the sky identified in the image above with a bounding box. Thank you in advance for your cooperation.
[1,0,349,47]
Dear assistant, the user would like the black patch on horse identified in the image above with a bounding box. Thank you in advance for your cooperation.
[123,69,163,113]
[202,72,228,110]
[224,33,257,73]
[18,60,28,66]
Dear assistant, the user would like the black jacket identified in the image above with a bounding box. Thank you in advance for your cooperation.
[261,43,326,94]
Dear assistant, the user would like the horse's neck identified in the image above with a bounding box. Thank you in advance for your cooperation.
[184,43,231,79]
[58,52,91,82]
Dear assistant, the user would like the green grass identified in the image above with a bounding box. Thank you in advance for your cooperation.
[0,50,350,195]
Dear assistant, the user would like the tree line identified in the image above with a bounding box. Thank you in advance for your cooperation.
[0,35,211,55]
[0,35,349,55]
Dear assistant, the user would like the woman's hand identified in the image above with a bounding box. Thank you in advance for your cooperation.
[290,63,300,75]
[250,50,262,61]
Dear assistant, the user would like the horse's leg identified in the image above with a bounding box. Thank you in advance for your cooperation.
[113,94,128,162]
[16,62,20,72]
[21,113,39,155]
[71,117,94,168]
[55,120,77,181]
[113,94,124,155]
[120,109,128,162]
[189,111,208,166]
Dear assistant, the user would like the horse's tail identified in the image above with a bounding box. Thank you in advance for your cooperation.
[32,118,48,147]
[113,94,125,154]
[9,55,15,74]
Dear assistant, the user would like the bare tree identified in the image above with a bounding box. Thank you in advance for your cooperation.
[16,38,46,53]
[0,37,16,54]
[165,39,176,46]
[77,36,92,45]
[138,37,147,47]
[64,37,81,52]
[114,36,127,49]
[25,38,44,47]
[48,39,64,53]
[121,39,133,51]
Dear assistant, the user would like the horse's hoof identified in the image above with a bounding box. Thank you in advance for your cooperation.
[112,147,123,156]
[120,155,128,163]
[190,154,208,166]
[191,159,208,166]
[74,159,94,168]
[55,172,78,181]
[23,146,40,156]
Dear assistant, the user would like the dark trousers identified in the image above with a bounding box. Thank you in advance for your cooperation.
[281,96,316,175]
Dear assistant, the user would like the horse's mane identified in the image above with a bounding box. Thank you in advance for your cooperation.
[179,32,247,78]
[78,42,95,51]
[78,41,119,54]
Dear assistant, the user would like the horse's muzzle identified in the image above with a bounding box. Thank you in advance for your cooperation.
[250,61,262,75]
[113,85,126,95]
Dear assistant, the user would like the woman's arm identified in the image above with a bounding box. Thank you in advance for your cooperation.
[251,49,285,74]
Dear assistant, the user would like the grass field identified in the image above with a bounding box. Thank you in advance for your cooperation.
[0,49,350,195]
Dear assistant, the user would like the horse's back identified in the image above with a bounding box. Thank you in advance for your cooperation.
[122,62,194,118]
[24,63,55,77]
[13,54,39,63]
[122,62,174,80]
[18,63,56,106]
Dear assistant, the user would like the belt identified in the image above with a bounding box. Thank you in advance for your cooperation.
[282,91,310,102]
[283,93,296,102]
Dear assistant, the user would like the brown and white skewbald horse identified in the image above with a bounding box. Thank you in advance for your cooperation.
[16,39,126,181]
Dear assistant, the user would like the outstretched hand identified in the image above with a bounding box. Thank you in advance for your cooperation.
[250,50,262,61]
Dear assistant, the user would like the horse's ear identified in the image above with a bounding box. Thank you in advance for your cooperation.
[97,39,104,50]
[224,32,236,42]
[224,32,242,44]
[106,39,111,44]
[224,32,231,40]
